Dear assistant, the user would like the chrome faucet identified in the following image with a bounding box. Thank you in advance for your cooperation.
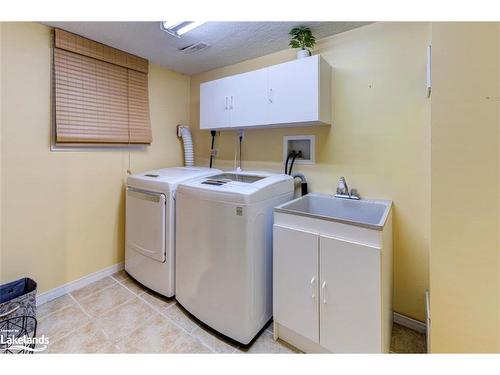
[335,176,360,200]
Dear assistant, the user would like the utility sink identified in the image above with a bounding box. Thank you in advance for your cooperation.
[273,193,393,353]
[275,193,392,230]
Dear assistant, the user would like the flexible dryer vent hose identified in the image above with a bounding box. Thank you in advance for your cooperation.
[177,125,195,167]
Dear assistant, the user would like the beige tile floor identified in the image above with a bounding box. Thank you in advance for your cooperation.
[36,271,426,354]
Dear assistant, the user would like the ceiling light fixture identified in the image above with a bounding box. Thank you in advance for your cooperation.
[160,21,205,37]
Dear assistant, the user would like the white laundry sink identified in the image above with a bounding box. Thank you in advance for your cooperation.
[274,192,392,230]
[273,192,393,353]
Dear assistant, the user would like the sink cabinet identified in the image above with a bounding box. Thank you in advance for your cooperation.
[273,207,392,353]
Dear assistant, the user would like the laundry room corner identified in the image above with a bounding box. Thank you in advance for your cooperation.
[0,22,192,295]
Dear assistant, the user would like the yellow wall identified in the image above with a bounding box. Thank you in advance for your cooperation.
[430,23,500,353]
[0,22,190,293]
[190,22,431,322]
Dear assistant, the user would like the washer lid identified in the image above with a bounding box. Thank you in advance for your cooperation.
[177,170,294,204]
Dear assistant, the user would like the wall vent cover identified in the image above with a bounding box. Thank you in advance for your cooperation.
[179,42,210,54]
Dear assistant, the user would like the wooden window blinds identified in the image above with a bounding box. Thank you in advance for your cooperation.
[53,29,152,145]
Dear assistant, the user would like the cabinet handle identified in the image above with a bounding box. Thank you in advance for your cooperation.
[230,95,234,109]
[310,276,316,299]
[268,88,273,103]
[225,96,228,110]
[321,281,327,304]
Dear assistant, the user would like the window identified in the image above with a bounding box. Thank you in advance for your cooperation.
[52,29,152,146]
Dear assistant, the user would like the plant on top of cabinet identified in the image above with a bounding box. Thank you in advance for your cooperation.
[289,26,316,59]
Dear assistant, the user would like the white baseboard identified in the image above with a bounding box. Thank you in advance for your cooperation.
[36,262,124,306]
[393,312,427,334]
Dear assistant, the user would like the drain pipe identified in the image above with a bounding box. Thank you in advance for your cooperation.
[292,172,308,196]
[177,125,195,167]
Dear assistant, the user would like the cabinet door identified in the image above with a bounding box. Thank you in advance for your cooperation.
[319,235,382,353]
[267,56,319,125]
[200,78,231,129]
[228,69,269,128]
[273,225,319,343]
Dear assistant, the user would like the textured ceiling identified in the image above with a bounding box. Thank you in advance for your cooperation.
[43,22,369,75]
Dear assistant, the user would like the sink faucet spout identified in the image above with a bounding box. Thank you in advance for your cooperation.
[335,177,360,200]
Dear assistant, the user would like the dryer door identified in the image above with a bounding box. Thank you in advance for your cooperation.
[126,188,166,262]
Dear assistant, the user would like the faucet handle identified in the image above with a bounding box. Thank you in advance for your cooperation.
[350,188,360,199]
[337,176,348,194]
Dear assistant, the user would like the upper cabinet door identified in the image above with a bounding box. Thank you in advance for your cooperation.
[267,56,319,125]
[200,78,231,129]
[228,69,269,128]
[319,235,381,353]
[273,225,320,344]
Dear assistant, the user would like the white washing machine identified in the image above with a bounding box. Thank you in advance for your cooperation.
[175,171,294,344]
[125,167,221,297]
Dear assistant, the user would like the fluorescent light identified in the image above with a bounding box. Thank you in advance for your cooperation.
[160,21,205,37]
[161,21,183,29]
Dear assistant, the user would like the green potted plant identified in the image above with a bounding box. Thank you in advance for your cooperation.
[289,26,316,59]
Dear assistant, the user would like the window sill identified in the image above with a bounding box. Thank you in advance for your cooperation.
[50,143,148,152]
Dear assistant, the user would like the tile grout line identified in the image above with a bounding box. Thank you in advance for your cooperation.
[36,297,75,321]
[44,293,96,347]
[67,278,142,349]
[75,280,135,310]
[113,314,159,352]
[68,277,118,304]
[69,277,131,344]
[110,275,216,352]
[38,276,118,320]
[38,279,121,349]
[67,293,93,320]
[81,278,160,350]
[37,276,116,320]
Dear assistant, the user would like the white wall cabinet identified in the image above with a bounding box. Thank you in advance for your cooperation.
[267,56,319,125]
[273,211,393,353]
[200,55,331,130]
[199,78,232,129]
[229,69,269,128]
